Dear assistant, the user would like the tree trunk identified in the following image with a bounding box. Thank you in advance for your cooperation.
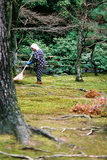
[75,23,84,82]
[5,0,21,77]
[90,45,98,76]
[75,56,84,82]
[0,0,30,145]
[75,0,90,82]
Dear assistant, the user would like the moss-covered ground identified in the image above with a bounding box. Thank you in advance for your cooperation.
[0,72,107,159]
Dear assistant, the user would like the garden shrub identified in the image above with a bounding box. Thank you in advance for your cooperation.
[93,43,107,71]
[18,32,107,74]
[47,32,78,74]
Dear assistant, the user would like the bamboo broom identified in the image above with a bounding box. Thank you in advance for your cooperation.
[13,55,32,81]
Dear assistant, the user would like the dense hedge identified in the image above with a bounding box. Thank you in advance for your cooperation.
[18,32,107,74]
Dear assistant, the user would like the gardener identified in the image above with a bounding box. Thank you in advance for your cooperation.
[26,43,46,84]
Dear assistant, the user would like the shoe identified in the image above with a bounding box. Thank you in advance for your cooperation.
[35,81,43,84]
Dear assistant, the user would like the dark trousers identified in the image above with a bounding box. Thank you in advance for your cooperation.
[35,65,43,82]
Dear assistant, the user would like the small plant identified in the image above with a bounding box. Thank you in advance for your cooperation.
[70,97,107,116]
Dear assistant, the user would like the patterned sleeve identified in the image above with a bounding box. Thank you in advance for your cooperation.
[33,51,40,60]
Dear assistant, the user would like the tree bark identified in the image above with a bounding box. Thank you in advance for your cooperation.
[90,45,98,76]
[75,0,89,82]
[5,0,21,76]
[75,22,84,82]
[0,0,30,145]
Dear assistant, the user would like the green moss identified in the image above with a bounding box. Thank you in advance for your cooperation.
[0,73,107,159]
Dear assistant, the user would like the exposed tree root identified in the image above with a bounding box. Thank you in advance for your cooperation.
[83,126,107,135]
[28,125,75,148]
[22,147,51,153]
[0,151,33,160]
[72,87,107,96]
[1,151,107,160]
[48,114,91,120]
[76,88,88,92]
[86,129,95,135]
[28,125,63,143]
[40,126,107,136]
[38,153,107,159]
[40,126,78,133]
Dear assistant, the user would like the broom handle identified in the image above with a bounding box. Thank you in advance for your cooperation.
[21,55,33,73]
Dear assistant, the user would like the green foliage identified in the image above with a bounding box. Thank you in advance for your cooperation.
[18,30,107,74]
[57,0,71,7]
[46,31,78,74]
[56,0,78,18]
[46,32,107,74]
[8,0,107,78]
[22,0,48,8]
[18,34,51,60]
[18,45,31,60]
[93,43,107,70]
[72,0,83,5]
[14,0,107,77]
[81,42,107,73]
[90,4,107,22]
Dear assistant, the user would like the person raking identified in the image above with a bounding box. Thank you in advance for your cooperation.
[26,43,46,84]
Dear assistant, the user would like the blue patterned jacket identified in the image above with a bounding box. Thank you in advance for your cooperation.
[32,49,46,67]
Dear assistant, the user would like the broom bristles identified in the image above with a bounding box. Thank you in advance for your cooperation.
[13,72,24,81]
[13,55,32,81]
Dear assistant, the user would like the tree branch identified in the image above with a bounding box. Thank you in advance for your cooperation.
[20,0,39,10]
[12,25,78,33]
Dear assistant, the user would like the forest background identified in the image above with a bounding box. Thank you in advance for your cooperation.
[6,0,107,81]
